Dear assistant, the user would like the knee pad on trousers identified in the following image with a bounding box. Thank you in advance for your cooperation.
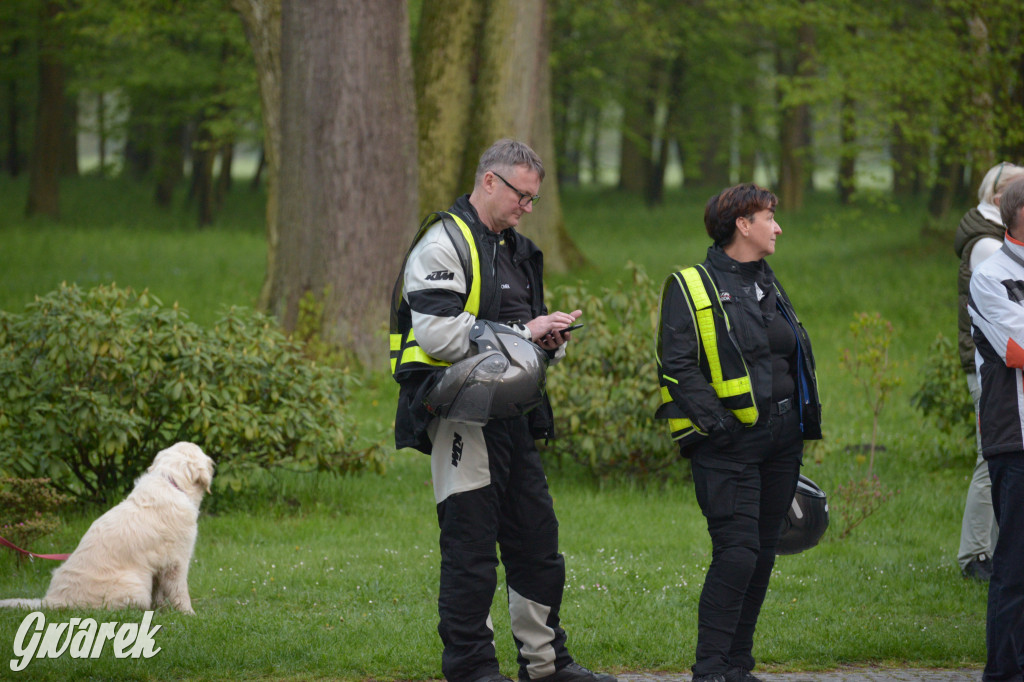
[714,544,759,581]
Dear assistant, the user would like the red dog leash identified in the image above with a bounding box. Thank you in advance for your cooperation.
[0,535,70,561]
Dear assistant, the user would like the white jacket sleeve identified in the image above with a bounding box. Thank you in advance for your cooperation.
[970,266,1024,369]
[404,225,477,363]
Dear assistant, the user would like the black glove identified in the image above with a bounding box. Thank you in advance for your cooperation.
[708,413,743,449]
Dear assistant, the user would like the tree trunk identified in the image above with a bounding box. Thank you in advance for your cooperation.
[122,97,154,180]
[59,94,78,177]
[776,22,814,210]
[697,124,731,190]
[269,0,417,366]
[927,127,963,225]
[618,118,648,195]
[475,0,581,271]
[966,14,995,187]
[5,73,22,177]
[190,123,216,227]
[585,105,601,185]
[154,123,184,208]
[215,140,234,210]
[26,1,65,219]
[232,0,282,311]
[413,0,483,219]
[250,146,266,190]
[736,101,758,183]
[777,102,809,210]
[618,60,653,195]
[837,93,856,204]
[415,0,582,273]
[96,92,107,175]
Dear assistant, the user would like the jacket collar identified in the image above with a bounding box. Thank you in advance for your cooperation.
[452,194,504,241]
[450,194,540,262]
[1004,230,1024,261]
[979,201,1002,225]
[706,244,775,284]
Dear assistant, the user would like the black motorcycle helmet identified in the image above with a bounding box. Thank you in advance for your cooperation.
[777,475,829,555]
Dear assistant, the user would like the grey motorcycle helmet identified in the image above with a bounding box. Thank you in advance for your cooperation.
[423,321,548,425]
[777,474,829,555]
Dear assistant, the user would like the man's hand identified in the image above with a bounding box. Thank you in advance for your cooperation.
[527,309,582,350]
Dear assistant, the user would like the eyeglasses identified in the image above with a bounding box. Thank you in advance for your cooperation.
[993,162,1008,197]
[492,171,540,207]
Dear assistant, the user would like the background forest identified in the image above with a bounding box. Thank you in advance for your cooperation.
[2,0,1022,363]
[1,1,1022,677]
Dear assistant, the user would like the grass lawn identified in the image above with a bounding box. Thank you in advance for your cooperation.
[0,176,987,680]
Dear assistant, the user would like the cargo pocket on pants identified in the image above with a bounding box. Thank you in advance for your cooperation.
[692,458,746,520]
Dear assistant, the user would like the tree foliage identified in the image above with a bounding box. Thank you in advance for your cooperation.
[0,477,69,557]
[550,0,1024,206]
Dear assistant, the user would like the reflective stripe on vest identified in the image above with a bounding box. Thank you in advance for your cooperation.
[658,265,758,440]
[389,212,481,377]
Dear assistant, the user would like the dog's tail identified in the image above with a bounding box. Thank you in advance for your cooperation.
[0,598,42,609]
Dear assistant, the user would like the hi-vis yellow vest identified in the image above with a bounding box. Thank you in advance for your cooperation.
[389,212,481,380]
[655,264,758,442]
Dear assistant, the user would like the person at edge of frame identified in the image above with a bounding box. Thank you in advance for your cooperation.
[390,138,617,682]
[968,176,1024,682]
[656,183,823,682]
[953,161,1024,582]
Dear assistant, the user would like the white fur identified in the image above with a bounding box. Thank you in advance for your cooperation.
[0,442,214,614]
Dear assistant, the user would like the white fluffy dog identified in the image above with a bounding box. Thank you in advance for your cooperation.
[0,442,214,614]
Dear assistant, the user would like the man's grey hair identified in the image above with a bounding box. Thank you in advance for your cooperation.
[475,139,545,186]
[1000,177,1024,233]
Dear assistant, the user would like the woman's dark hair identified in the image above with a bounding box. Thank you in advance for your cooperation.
[704,183,778,246]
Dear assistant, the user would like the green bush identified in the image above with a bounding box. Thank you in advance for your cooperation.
[911,333,975,439]
[838,311,902,478]
[0,477,69,559]
[0,283,384,503]
[544,263,679,481]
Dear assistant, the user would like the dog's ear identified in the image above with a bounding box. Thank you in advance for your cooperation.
[187,451,215,494]
[195,457,214,494]
[172,442,215,494]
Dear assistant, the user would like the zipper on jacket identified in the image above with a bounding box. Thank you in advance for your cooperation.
[776,300,808,432]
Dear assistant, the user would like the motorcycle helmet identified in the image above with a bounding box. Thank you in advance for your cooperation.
[423,321,548,425]
[777,474,829,555]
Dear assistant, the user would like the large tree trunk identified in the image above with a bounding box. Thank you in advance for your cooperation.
[414,0,581,273]
[269,0,417,366]
[26,1,65,219]
[468,0,581,272]
[232,0,282,311]
[413,0,483,219]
